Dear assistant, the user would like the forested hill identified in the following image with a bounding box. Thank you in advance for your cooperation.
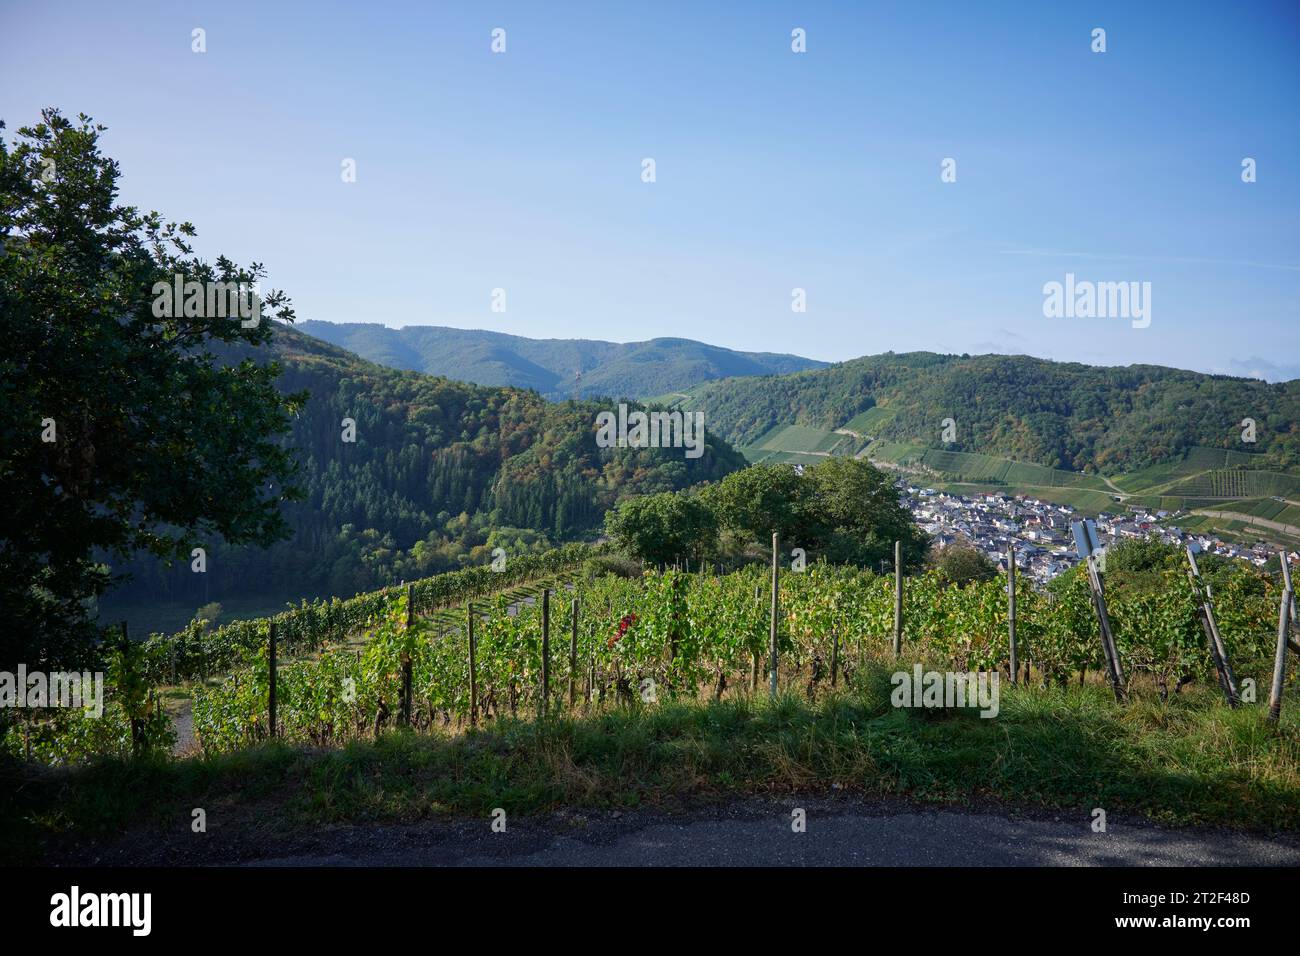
[102,324,745,611]
[671,352,1300,474]
[297,320,826,400]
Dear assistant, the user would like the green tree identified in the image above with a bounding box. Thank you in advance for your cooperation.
[929,543,997,586]
[0,110,304,668]
[704,463,809,547]
[801,457,929,569]
[1104,537,1182,575]
[666,458,925,571]
[604,492,718,567]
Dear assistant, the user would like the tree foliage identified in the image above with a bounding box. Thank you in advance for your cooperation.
[604,492,718,567]
[0,110,302,668]
[106,325,745,616]
[607,458,928,570]
[929,543,998,586]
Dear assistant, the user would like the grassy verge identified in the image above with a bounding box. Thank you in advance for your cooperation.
[4,664,1299,863]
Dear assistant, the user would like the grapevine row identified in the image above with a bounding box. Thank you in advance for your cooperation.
[189,560,1286,752]
[137,542,606,684]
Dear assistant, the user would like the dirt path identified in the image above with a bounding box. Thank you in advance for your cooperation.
[1099,475,1127,496]
[171,701,195,755]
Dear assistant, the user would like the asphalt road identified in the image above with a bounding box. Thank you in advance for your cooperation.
[243,798,1300,867]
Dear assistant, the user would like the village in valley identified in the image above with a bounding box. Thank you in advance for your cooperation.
[899,484,1289,584]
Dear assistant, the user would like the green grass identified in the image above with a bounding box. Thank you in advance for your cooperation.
[753,424,842,454]
[6,664,1299,861]
[842,407,896,434]
[1113,463,1187,494]
[864,440,927,465]
[919,449,1008,482]
[740,423,856,464]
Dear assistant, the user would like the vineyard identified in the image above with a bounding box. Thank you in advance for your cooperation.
[1,543,600,762]
[6,545,1291,764]
[136,542,603,684]
[201,561,1289,753]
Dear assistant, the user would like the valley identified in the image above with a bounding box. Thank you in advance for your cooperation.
[648,354,1300,550]
[96,324,745,636]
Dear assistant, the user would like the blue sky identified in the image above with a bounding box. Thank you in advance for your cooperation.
[3,0,1298,379]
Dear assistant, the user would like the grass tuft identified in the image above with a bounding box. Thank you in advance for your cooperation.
[4,662,1298,861]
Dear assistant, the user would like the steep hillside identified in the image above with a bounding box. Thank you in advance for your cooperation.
[297,321,826,399]
[668,352,1300,475]
[101,324,745,613]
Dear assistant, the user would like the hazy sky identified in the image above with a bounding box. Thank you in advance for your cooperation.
[3,1,1298,379]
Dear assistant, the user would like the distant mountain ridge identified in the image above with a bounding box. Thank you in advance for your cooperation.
[297,321,827,400]
[659,351,1300,475]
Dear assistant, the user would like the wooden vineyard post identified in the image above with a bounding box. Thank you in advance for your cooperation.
[467,604,478,728]
[568,598,579,709]
[121,621,142,756]
[1085,555,1126,703]
[769,532,780,699]
[892,540,903,657]
[1008,545,1018,685]
[268,621,278,739]
[400,583,414,727]
[829,624,840,689]
[1269,588,1293,723]
[1071,520,1124,702]
[1280,550,1299,654]
[540,588,551,716]
[1268,549,1296,722]
[1186,547,1239,707]
[1197,548,1239,703]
